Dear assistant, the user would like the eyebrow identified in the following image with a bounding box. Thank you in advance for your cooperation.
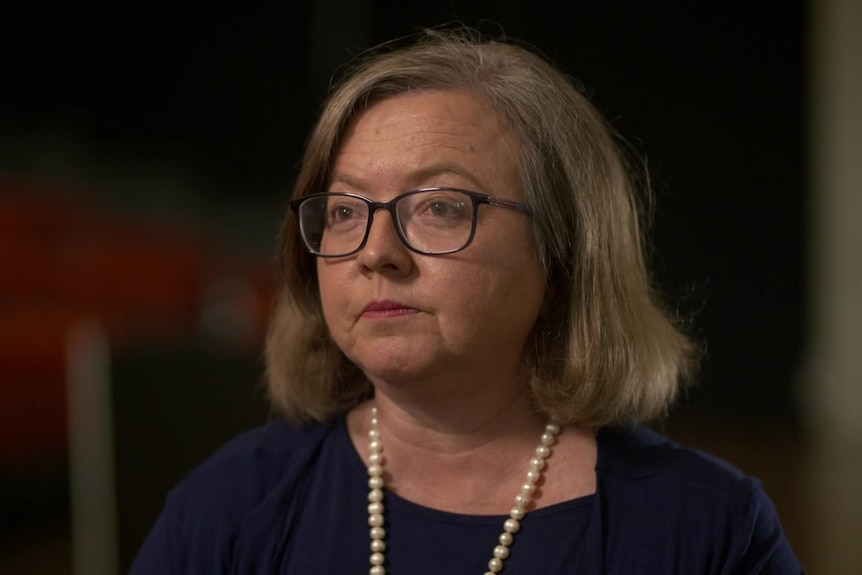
[328,162,486,192]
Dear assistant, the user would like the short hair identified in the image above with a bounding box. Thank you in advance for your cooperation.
[265,27,699,427]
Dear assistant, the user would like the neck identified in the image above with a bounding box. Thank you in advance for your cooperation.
[364,367,541,437]
[377,384,539,441]
[347,391,597,515]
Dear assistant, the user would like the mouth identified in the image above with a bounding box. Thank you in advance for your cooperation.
[361,300,419,319]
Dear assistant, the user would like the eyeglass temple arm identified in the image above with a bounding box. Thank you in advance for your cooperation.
[482,195,531,215]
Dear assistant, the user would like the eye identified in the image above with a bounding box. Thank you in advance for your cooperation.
[428,200,459,217]
[415,193,470,222]
[324,197,366,226]
[331,205,355,222]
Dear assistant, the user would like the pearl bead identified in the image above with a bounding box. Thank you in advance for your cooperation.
[369,452,383,465]
[510,506,525,520]
[370,566,385,575]
[526,468,540,483]
[368,476,383,489]
[369,514,384,527]
[541,432,556,446]
[503,518,521,533]
[371,538,386,552]
[521,482,536,494]
[368,463,383,477]
[536,445,550,458]
[370,526,385,539]
[493,545,510,559]
[514,493,529,507]
[499,532,514,546]
[368,502,384,515]
[530,457,545,471]
[368,488,384,502]
[488,557,503,572]
[370,551,385,565]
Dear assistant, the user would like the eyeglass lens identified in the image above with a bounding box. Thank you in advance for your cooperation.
[298,190,476,256]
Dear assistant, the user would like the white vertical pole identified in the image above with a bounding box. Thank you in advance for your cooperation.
[66,320,117,575]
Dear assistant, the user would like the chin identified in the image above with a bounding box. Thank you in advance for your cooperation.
[352,349,442,385]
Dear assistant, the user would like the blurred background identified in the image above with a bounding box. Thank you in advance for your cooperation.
[1,1,859,573]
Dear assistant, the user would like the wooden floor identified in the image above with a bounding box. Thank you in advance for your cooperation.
[2,415,859,574]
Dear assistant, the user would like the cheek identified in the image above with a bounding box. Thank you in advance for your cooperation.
[436,255,545,334]
[316,263,349,326]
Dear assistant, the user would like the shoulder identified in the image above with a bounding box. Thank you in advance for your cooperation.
[596,425,804,573]
[172,418,333,507]
[596,423,763,515]
[597,424,751,488]
[130,418,339,574]
[194,418,332,478]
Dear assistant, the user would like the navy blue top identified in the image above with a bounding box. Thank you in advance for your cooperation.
[130,417,804,574]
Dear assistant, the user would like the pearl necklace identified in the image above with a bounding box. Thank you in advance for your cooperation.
[366,407,561,574]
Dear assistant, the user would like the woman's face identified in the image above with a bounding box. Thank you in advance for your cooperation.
[317,89,546,388]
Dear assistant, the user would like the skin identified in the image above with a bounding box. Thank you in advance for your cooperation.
[318,89,596,513]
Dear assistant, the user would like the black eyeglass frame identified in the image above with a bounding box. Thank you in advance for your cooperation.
[290,187,531,257]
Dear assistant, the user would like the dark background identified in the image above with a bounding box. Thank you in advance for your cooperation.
[0,1,809,571]
[1,2,805,419]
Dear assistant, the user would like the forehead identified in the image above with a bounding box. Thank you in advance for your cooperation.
[329,89,522,194]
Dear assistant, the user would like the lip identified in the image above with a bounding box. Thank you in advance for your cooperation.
[361,299,418,318]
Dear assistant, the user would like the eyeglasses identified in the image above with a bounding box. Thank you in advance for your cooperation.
[290,187,531,257]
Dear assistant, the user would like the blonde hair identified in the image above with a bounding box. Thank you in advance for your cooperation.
[266,28,699,426]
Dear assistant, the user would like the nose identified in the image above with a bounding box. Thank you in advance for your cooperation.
[356,208,413,275]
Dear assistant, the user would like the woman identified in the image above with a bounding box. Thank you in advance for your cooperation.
[132,29,804,573]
